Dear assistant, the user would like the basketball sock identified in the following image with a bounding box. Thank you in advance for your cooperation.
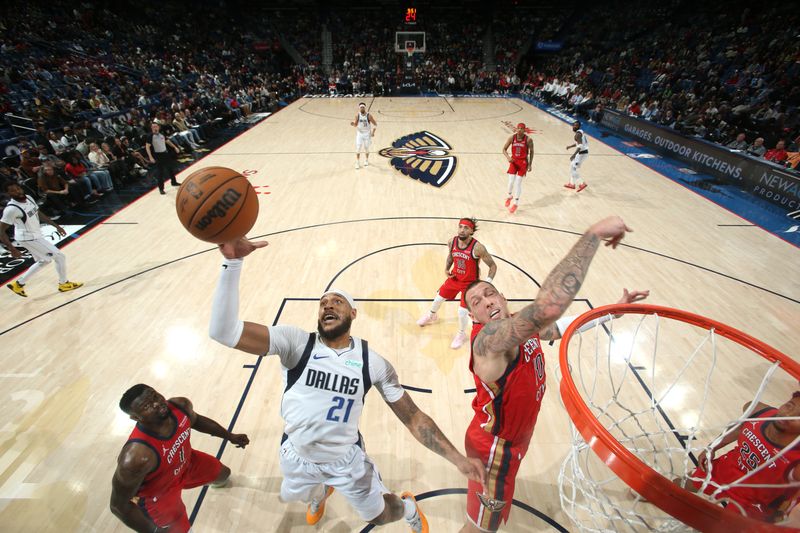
[54,254,67,284]
[18,261,46,285]
[458,306,470,332]
[507,174,515,195]
[209,258,245,348]
[430,294,446,314]
[402,495,419,521]
[570,164,582,185]
[513,175,523,201]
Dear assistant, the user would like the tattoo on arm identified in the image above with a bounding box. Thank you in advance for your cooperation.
[474,232,600,356]
[389,393,458,461]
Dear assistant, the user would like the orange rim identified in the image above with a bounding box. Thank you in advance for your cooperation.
[558,303,800,532]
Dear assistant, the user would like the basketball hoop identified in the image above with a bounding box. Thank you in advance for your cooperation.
[558,304,800,532]
[405,41,416,58]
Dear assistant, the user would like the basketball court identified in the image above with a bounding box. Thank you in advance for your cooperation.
[1,95,797,532]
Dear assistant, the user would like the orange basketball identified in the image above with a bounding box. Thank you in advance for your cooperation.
[175,166,259,243]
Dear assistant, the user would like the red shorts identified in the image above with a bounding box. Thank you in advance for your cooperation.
[689,466,771,520]
[138,450,223,533]
[507,159,528,176]
[465,427,530,531]
[438,277,473,308]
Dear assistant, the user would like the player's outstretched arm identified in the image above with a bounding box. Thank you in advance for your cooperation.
[474,216,631,357]
[169,397,250,448]
[110,444,167,533]
[540,288,650,341]
[388,392,486,486]
[209,237,271,355]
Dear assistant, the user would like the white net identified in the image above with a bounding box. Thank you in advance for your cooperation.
[557,309,800,532]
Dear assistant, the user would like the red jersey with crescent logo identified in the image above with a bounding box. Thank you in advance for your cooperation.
[126,402,194,498]
[511,134,528,161]
[468,322,546,444]
[693,407,800,518]
[450,237,480,283]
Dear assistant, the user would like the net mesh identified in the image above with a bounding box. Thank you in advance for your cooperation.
[557,310,800,532]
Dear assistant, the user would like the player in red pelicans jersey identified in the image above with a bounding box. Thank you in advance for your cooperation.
[110,384,249,533]
[459,215,645,532]
[417,218,497,350]
[685,392,800,522]
[502,123,534,213]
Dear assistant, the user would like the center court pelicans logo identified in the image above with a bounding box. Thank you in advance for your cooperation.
[379,131,457,187]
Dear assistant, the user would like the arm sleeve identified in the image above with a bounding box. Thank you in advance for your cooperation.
[556,313,614,336]
[369,351,405,403]
[208,258,245,348]
[266,325,311,369]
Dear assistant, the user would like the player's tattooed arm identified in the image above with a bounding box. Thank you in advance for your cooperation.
[473,232,601,357]
[444,241,455,277]
[388,392,487,484]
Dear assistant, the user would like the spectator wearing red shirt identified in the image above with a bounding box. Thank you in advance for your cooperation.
[764,140,788,164]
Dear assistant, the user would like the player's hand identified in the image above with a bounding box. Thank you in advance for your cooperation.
[350,121,355,126]
[697,449,713,472]
[588,216,632,249]
[456,456,487,487]
[569,154,575,161]
[218,237,269,259]
[505,155,511,162]
[445,269,455,279]
[8,247,23,259]
[55,225,66,237]
[228,433,250,449]
[613,289,649,317]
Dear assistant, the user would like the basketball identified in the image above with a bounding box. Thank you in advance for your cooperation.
[175,166,259,243]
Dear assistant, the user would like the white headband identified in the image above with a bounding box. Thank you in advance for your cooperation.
[321,288,356,309]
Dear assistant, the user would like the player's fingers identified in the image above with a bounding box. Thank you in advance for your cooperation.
[251,240,269,249]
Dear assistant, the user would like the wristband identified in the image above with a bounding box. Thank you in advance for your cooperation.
[485,277,493,284]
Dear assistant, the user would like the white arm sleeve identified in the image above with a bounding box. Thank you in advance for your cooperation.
[208,258,245,347]
[556,313,614,336]
[369,351,405,403]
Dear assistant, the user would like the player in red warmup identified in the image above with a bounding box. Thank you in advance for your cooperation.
[502,123,534,213]
[417,217,497,350]
[110,384,249,533]
[459,216,647,532]
[685,392,800,522]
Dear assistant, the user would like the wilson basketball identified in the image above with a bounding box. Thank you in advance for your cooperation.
[175,167,259,243]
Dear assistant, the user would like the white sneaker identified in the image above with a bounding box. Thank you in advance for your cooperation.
[364,160,369,167]
[450,331,468,349]
[355,161,360,169]
[416,312,438,327]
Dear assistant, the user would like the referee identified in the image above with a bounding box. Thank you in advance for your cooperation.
[145,123,182,195]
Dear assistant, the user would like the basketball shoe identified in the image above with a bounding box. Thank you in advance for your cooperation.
[509,204,518,214]
[401,492,429,533]
[306,486,334,525]
[564,183,576,189]
[7,281,26,297]
[416,312,438,327]
[504,196,512,207]
[58,281,84,293]
[577,183,588,192]
[450,331,468,349]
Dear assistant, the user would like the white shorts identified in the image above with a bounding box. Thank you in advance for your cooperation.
[18,237,63,263]
[356,132,372,151]
[279,438,388,521]
[571,152,588,169]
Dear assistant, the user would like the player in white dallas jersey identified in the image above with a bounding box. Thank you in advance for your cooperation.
[209,237,485,532]
[0,181,83,297]
[350,102,376,169]
[565,120,590,192]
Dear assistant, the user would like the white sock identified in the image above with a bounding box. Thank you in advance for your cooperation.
[18,261,46,284]
[430,294,446,314]
[54,253,67,284]
[402,496,418,521]
[506,173,515,195]
[458,306,470,333]
[513,175,523,203]
[571,163,582,185]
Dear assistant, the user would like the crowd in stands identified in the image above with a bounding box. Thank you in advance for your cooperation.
[2,0,798,223]
[522,2,800,170]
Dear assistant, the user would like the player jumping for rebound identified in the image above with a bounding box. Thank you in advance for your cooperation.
[502,123,533,213]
